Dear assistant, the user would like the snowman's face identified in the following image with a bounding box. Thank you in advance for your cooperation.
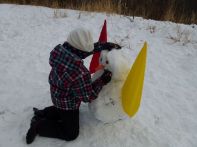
[99,50,110,67]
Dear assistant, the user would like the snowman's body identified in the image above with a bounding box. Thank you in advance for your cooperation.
[88,49,130,123]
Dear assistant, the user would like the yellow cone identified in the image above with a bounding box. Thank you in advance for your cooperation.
[121,42,147,117]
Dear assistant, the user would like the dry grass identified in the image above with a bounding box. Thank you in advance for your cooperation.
[0,0,196,24]
[79,0,121,14]
[167,25,192,45]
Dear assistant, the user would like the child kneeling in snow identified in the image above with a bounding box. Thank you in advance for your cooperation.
[26,28,121,144]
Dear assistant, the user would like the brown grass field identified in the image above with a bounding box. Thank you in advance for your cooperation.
[0,0,196,24]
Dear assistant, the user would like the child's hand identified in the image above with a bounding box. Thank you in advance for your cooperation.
[100,70,112,85]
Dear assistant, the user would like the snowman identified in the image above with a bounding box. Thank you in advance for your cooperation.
[88,48,131,123]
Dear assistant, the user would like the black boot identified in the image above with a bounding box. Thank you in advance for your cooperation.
[33,106,61,121]
[33,107,45,118]
[26,116,43,144]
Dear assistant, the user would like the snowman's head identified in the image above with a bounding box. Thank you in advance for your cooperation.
[98,49,130,81]
[99,50,109,67]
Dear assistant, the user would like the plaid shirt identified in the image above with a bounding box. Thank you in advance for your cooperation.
[49,42,104,110]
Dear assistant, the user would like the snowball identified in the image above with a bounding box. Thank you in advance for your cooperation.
[105,49,130,81]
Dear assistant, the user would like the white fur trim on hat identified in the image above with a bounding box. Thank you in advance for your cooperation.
[67,28,94,52]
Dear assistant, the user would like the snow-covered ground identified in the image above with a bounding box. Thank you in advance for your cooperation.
[0,4,197,147]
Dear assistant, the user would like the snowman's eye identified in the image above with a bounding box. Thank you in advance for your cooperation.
[106,60,109,64]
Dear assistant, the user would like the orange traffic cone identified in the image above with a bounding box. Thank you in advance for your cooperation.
[89,20,107,74]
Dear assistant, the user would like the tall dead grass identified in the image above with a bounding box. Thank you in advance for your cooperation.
[79,0,121,14]
[0,0,196,24]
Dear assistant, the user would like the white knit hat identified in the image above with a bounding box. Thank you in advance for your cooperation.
[67,28,94,52]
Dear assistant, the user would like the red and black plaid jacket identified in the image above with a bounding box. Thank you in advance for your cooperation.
[49,42,104,110]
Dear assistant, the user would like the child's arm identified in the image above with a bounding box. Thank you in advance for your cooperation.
[93,42,121,53]
[71,70,112,103]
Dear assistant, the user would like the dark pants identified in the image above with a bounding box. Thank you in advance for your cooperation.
[36,106,79,141]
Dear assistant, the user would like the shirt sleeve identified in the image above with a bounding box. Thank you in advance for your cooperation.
[93,42,106,53]
[72,71,104,103]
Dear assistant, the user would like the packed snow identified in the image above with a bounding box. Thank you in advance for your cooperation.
[0,4,197,147]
